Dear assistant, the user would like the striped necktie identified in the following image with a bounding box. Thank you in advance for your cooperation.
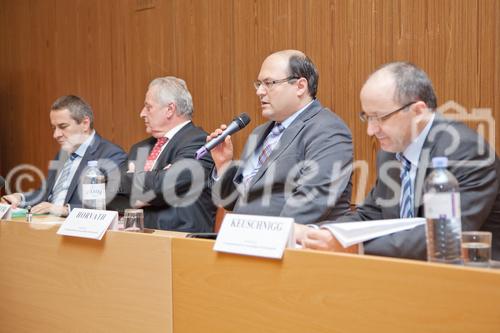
[50,153,78,205]
[396,153,413,218]
[243,122,285,184]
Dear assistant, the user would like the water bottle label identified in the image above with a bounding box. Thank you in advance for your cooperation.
[423,192,461,219]
[82,184,106,200]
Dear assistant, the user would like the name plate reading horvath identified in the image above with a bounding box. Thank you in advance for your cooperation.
[213,213,294,259]
[57,208,117,240]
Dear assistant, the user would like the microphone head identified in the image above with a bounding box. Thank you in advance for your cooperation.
[233,113,251,129]
[0,176,4,189]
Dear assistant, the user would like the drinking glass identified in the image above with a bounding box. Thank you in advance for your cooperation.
[461,231,492,267]
[123,209,144,232]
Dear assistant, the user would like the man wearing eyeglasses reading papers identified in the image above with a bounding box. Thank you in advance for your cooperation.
[208,50,353,225]
[298,62,500,260]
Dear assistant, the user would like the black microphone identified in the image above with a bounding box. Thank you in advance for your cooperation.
[195,113,251,160]
[0,176,4,189]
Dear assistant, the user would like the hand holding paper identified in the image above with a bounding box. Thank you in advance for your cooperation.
[301,228,348,252]
[0,193,22,207]
[302,218,426,251]
[31,202,69,217]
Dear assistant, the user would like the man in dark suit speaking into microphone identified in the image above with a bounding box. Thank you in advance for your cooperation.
[208,50,353,225]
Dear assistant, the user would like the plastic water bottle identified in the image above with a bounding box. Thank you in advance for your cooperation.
[82,160,106,210]
[423,157,462,264]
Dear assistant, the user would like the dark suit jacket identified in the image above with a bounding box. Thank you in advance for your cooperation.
[117,122,216,232]
[24,132,128,208]
[214,100,353,224]
[328,114,500,260]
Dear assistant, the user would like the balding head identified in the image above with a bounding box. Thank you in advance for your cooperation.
[359,62,436,153]
[363,62,437,109]
[264,50,319,99]
[256,50,319,122]
[361,67,397,106]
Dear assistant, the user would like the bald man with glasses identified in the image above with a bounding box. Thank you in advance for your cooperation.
[298,62,500,261]
[207,50,353,225]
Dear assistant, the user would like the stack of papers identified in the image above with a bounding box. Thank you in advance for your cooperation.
[323,218,426,247]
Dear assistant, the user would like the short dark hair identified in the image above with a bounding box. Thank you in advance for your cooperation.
[51,95,94,129]
[288,54,319,99]
[380,62,437,109]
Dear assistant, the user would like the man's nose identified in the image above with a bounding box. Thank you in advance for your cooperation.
[255,84,266,98]
[53,128,61,139]
[366,121,379,137]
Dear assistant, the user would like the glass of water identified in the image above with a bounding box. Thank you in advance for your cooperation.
[461,231,492,267]
[123,209,144,232]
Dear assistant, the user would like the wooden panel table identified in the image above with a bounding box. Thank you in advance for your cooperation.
[3,218,500,333]
[172,237,500,333]
[0,219,176,333]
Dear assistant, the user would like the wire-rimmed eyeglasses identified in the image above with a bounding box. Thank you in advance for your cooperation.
[253,76,300,90]
[359,101,418,124]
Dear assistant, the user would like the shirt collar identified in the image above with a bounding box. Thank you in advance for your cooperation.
[73,130,96,158]
[162,120,191,140]
[280,99,314,129]
[402,113,435,167]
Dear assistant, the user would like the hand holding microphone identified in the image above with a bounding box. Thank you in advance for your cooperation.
[206,124,235,173]
[197,113,251,172]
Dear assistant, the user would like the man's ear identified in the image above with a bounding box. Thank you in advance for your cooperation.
[81,116,91,131]
[165,102,176,118]
[296,77,308,97]
[413,101,430,115]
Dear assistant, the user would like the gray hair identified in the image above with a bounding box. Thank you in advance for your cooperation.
[51,95,94,129]
[148,76,194,119]
[378,62,437,109]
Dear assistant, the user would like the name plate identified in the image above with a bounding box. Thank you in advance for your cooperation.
[57,208,117,240]
[213,213,294,259]
[0,204,11,219]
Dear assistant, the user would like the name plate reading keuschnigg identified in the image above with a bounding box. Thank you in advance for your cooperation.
[0,204,11,219]
[213,213,294,259]
[57,208,118,240]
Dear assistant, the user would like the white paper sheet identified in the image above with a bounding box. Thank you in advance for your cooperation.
[322,218,426,248]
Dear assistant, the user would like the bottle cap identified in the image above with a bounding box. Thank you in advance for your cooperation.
[87,160,98,167]
[432,156,448,168]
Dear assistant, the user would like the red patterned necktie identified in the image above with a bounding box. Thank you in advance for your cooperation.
[144,137,168,171]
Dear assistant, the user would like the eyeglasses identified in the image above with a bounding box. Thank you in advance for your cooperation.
[359,101,418,124]
[253,76,300,90]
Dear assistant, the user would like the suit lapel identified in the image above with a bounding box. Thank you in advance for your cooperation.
[234,123,272,181]
[46,150,69,200]
[379,115,445,217]
[386,153,403,218]
[150,122,193,170]
[249,101,322,186]
[413,117,444,213]
[134,137,156,171]
[249,120,305,186]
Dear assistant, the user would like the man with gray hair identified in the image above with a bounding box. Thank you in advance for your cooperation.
[299,62,500,260]
[1,95,127,216]
[116,76,216,231]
